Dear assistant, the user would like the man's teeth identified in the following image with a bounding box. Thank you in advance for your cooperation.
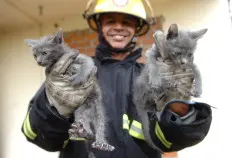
[113,35,125,40]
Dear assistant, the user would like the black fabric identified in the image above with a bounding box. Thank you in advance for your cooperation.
[22,47,212,158]
[21,83,71,151]
[95,43,142,63]
[149,101,212,152]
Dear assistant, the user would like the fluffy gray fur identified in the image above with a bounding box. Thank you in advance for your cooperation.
[25,28,115,154]
[133,24,207,152]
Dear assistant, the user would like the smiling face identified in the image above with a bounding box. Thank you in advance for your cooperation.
[100,13,137,49]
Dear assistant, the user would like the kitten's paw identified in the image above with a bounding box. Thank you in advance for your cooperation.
[91,142,115,151]
[69,76,86,86]
[148,74,162,88]
[68,121,94,140]
[91,66,97,75]
[149,80,161,89]
[68,123,83,139]
[190,88,202,97]
[68,128,79,139]
[68,74,77,82]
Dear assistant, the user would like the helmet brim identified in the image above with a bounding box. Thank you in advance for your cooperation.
[86,12,150,36]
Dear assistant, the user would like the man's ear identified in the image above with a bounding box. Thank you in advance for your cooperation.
[24,39,38,48]
[52,28,64,44]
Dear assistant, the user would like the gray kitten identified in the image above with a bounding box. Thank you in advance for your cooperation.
[25,29,115,153]
[133,24,207,152]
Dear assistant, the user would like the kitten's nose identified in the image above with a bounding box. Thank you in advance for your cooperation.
[38,61,42,65]
[181,59,187,64]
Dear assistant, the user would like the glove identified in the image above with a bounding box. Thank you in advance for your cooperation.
[45,52,96,118]
[149,100,212,151]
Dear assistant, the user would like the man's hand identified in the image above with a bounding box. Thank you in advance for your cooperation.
[49,51,78,76]
[168,102,189,117]
[45,52,96,118]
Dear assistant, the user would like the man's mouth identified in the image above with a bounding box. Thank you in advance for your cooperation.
[114,35,125,40]
[109,35,127,41]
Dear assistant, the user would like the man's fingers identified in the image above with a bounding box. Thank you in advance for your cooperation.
[59,54,77,74]
[160,68,192,75]
[51,52,78,75]
[161,72,194,80]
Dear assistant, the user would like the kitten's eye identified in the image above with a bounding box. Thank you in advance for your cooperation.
[42,52,47,55]
[33,54,37,58]
[174,52,181,56]
[187,54,192,58]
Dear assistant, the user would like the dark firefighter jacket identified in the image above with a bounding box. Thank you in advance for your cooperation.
[21,46,212,158]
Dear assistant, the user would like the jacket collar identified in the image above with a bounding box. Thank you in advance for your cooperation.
[95,44,142,63]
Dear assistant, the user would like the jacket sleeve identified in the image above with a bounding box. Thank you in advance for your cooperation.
[21,83,72,151]
[148,100,212,152]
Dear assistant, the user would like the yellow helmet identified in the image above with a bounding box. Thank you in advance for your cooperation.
[83,0,155,36]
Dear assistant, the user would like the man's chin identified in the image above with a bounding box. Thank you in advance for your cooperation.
[110,43,127,49]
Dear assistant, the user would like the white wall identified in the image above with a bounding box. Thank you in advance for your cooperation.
[155,0,232,158]
[0,26,54,158]
[0,15,88,158]
[0,0,231,157]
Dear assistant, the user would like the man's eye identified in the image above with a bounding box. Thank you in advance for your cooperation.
[106,19,115,24]
[123,20,133,25]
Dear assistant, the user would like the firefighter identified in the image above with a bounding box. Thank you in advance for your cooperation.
[22,0,212,157]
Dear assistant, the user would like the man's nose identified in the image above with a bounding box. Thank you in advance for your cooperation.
[113,22,123,30]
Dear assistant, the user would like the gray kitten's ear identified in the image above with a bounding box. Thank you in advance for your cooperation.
[153,30,168,59]
[24,39,38,47]
[191,28,208,41]
[52,28,64,44]
[167,24,178,40]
